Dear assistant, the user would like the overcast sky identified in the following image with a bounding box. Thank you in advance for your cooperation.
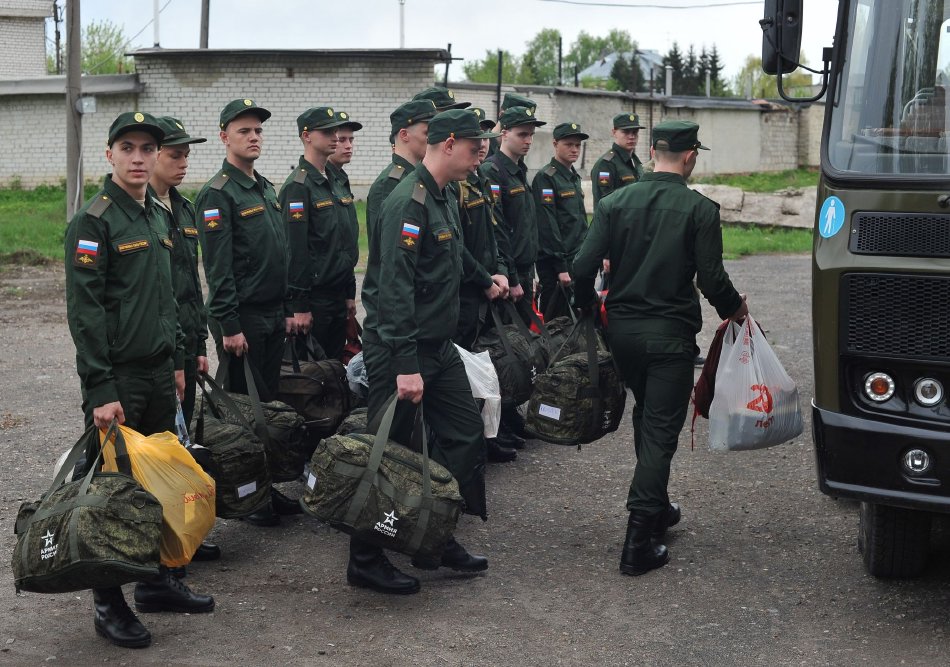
[65,0,839,83]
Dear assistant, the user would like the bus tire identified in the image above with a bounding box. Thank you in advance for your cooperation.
[858,502,931,578]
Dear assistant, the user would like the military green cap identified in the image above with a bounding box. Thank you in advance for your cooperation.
[613,112,645,130]
[155,116,206,146]
[652,120,710,151]
[553,122,589,141]
[107,111,164,146]
[391,99,438,136]
[297,106,348,135]
[502,92,537,112]
[427,109,499,144]
[499,106,546,130]
[334,110,363,131]
[220,98,271,130]
[412,86,470,111]
[469,107,495,130]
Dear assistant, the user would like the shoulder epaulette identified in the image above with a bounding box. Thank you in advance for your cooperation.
[388,164,406,181]
[209,172,229,190]
[544,164,557,177]
[293,168,308,185]
[694,190,721,211]
[411,182,427,205]
[599,150,615,162]
[86,195,113,219]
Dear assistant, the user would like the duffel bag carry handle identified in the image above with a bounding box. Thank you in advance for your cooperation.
[198,370,257,436]
[501,299,552,345]
[346,395,435,555]
[241,355,275,452]
[582,314,602,444]
[548,283,578,325]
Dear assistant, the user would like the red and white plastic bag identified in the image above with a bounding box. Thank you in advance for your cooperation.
[707,316,803,451]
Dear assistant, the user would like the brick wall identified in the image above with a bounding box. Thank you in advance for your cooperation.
[0,16,47,79]
[759,109,800,172]
[134,51,441,194]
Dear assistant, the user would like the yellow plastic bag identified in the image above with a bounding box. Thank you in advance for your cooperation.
[101,426,216,567]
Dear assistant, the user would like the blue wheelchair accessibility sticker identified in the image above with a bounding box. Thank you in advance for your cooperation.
[819,196,846,239]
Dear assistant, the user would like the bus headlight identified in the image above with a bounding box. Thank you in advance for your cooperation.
[903,448,933,475]
[913,378,943,407]
[864,372,895,402]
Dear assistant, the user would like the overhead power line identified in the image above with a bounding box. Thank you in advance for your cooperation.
[536,0,759,8]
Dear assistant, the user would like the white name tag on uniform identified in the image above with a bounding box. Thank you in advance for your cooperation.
[538,404,561,421]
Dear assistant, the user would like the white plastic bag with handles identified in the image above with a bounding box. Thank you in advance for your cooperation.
[707,315,803,451]
[455,344,502,438]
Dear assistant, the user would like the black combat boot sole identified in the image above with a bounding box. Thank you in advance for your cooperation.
[94,620,152,648]
[346,572,421,595]
[619,550,671,576]
[134,599,215,614]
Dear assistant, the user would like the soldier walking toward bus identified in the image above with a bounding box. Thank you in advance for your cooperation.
[573,121,749,577]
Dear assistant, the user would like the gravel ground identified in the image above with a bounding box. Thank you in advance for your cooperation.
[1,255,949,666]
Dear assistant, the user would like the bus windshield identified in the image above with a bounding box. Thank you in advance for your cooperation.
[827,0,950,177]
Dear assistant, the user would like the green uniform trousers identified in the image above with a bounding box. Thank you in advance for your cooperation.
[364,337,487,519]
[181,355,198,427]
[210,305,285,402]
[607,322,696,514]
[81,357,176,436]
[536,258,574,321]
[454,285,487,351]
[308,288,347,361]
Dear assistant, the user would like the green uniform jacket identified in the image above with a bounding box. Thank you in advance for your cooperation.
[362,154,416,333]
[572,172,742,335]
[326,161,359,300]
[457,171,504,290]
[280,157,359,313]
[65,178,184,408]
[195,159,288,336]
[479,151,537,288]
[532,158,588,274]
[590,142,644,206]
[158,186,208,358]
[365,163,463,375]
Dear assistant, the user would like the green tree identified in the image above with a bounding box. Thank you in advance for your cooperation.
[49,20,134,75]
[566,29,635,73]
[733,53,813,98]
[521,28,562,85]
[462,49,524,84]
[662,42,685,94]
[608,53,643,92]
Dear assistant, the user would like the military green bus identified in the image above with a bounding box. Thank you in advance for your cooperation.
[763,0,950,577]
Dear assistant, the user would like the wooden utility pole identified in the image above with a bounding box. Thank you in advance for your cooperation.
[65,0,83,220]
[200,0,210,48]
[53,1,62,74]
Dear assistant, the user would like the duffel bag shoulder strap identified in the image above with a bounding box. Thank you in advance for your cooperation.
[242,356,275,452]
[198,370,256,436]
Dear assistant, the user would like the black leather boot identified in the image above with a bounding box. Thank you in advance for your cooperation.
[271,487,304,516]
[93,587,151,648]
[134,567,215,613]
[496,426,526,450]
[346,538,420,595]
[192,541,222,561]
[619,511,670,576]
[412,537,489,572]
[652,503,682,539]
[240,499,280,527]
[486,438,517,463]
[501,405,527,439]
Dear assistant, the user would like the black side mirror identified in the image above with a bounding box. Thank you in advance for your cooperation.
[761,0,803,75]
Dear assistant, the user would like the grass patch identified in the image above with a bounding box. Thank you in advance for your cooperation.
[721,225,812,259]
[693,168,819,192]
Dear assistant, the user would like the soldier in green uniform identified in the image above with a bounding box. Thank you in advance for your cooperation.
[352,110,498,595]
[280,107,357,361]
[455,108,515,463]
[532,122,589,320]
[412,85,470,111]
[480,106,546,323]
[196,98,295,526]
[150,116,221,566]
[572,121,749,577]
[590,112,646,206]
[65,111,213,649]
[487,92,537,158]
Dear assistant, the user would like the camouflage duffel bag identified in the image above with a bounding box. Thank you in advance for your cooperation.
[193,379,272,518]
[473,302,549,406]
[301,398,462,560]
[337,407,368,436]
[279,339,352,445]
[526,316,626,447]
[12,421,162,594]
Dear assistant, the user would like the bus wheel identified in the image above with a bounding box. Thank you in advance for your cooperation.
[858,502,931,578]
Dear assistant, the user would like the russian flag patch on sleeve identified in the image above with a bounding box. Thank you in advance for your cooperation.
[400,221,420,250]
[203,208,222,231]
[73,239,99,268]
[541,188,554,204]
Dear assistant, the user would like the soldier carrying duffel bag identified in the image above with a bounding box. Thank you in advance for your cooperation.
[525,314,626,447]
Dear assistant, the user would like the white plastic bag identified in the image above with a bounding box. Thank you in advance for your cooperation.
[346,350,369,400]
[455,344,502,438]
[707,316,803,451]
